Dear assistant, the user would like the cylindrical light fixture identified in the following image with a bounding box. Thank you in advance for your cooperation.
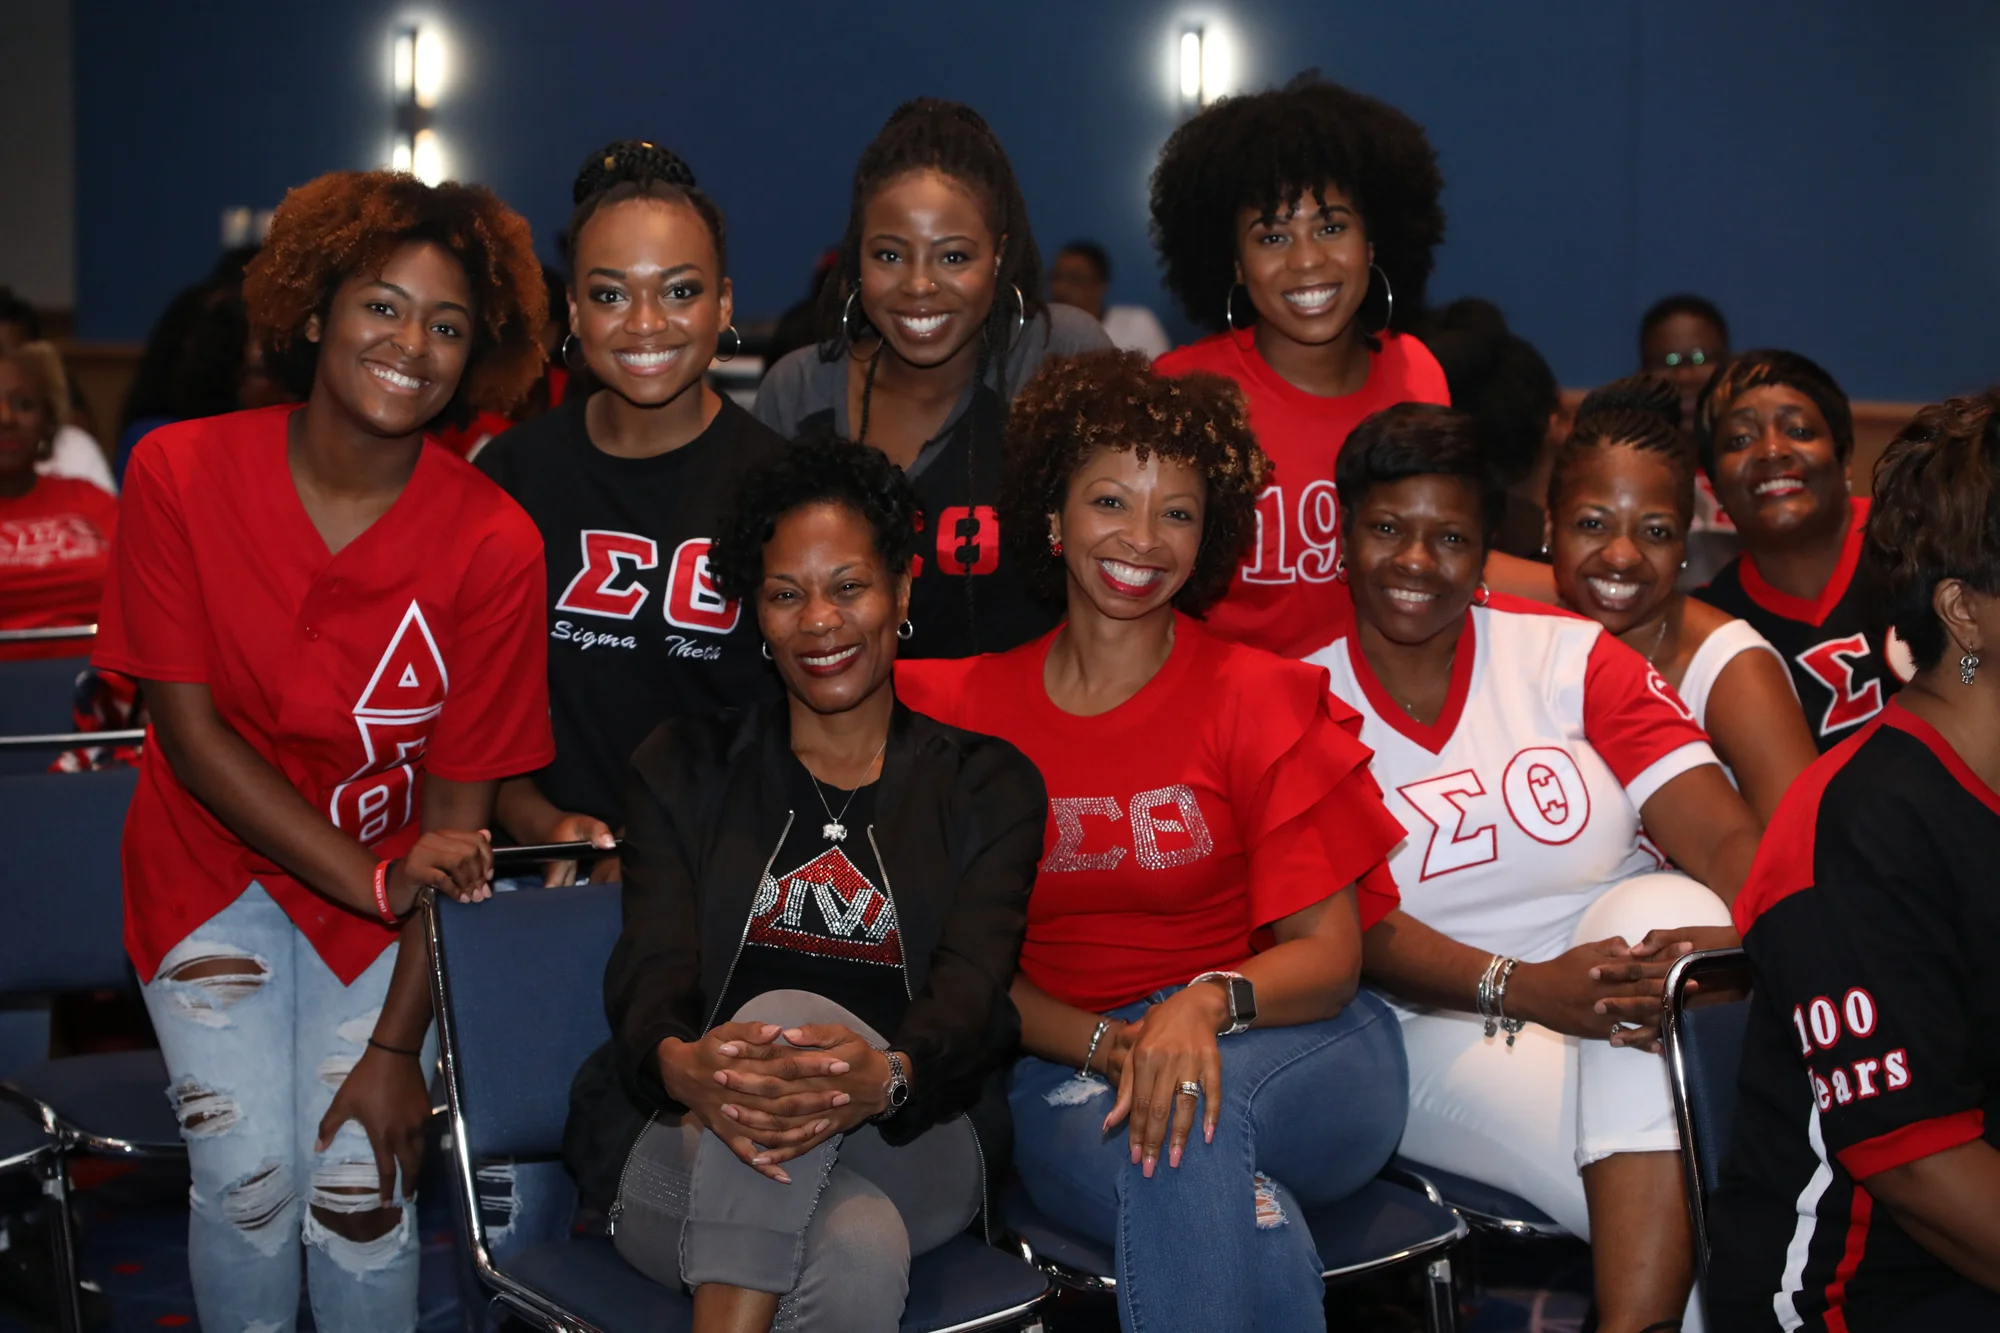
[1180,28,1205,105]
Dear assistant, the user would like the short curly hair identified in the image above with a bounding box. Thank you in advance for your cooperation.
[708,433,925,603]
[1149,80,1445,338]
[1692,348,1853,477]
[1865,391,2000,672]
[1003,350,1268,615]
[1336,403,1506,545]
[244,170,546,427]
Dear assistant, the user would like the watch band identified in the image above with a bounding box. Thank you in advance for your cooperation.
[1190,970,1255,1036]
[873,1050,910,1122]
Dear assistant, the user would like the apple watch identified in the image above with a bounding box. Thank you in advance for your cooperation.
[1191,970,1256,1035]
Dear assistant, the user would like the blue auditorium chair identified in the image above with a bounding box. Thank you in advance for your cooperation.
[0,768,182,1333]
[0,653,99,776]
[427,885,1050,1333]
[1000,1164,1467,1332]
[1661,948,1751,1301]
[1387,1156,1567,1241]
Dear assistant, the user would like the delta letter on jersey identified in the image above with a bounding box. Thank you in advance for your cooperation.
[94,407,554,984]
[1696,498,1900,752]
[1709,703,2000,1331]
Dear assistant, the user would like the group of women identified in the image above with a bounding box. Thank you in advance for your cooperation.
[74,71,1995,1333]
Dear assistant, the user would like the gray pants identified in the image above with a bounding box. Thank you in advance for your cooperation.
[613,991,983,1332]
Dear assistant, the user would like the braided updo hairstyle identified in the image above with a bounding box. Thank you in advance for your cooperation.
[566,140,728,275]
[1149,79,1445,342]
[815,98,1045,365]
[1548,375,1698,517]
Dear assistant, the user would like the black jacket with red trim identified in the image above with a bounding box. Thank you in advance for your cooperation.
[1709,703,2000,1331]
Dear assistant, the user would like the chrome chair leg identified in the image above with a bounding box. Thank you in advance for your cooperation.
[41,1146,83,1333]
[1423,1251,1458,1333]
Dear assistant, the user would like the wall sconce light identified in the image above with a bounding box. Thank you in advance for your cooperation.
[1179,28,1205,107]
[389,24,446,184]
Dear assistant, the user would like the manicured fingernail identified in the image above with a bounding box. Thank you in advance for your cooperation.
[773,1171,791,1184]
[1205,1126,1214,1144]
[1130,1145,1141,1165]
[1143,1156,1156,1178]
[1594,1002,1607,1013]
[714,1071,730,1084]
[814,1120,831,1133]
[752,1154,770,1165]
[1170,1146,1182,1168]
[829,1060,850,1074]
[722,1105,739,1120]
[783,1028,804,1041]
[719,1043,742,1056]
[832,1092,850,1106]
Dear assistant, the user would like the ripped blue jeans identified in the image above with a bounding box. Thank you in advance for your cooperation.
[141,884,435,1333]
[1008,987,1408,1333]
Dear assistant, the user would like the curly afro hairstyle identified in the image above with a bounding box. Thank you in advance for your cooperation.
[816,98,1045,364]
[566,140,728,275]
[707,433,925,604]
[1149,79,1445,339]
[244,170,546,427]
[1549,375,1697,516]
[1865,391,2000,673]
[1003,350,1268,615]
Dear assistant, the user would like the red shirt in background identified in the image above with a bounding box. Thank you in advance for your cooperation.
[1156,329,1449,659]
[0,475,118,661]
[95,407,555,983]
[897,615,1404,1012]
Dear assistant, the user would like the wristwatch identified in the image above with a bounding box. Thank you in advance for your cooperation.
[873,1050,910,1121]
[1192,971,1256,1036]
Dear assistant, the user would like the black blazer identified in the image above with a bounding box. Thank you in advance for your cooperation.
[565,696,1046,1206]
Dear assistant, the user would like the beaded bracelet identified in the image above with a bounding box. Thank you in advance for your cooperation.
[1079,1018,1114,1078]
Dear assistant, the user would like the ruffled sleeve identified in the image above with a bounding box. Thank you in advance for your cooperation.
[892,655,985,729]
[1226,652,1408,932]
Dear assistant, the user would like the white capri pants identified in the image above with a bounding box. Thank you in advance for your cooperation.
[1393,870,1731,1240]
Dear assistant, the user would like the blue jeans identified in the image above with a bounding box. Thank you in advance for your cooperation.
[140,884,436,1333]
[1010,987,1407,1333]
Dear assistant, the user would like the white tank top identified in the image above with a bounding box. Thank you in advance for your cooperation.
[1678,619,1792,779]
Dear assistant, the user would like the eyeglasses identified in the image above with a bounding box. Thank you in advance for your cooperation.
[1659,349,1711,369]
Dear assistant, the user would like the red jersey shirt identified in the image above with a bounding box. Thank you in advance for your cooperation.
[95,407,555,983]
[1156,330,1449,659]
[0,474,117,661]
[897,615,1404,1011]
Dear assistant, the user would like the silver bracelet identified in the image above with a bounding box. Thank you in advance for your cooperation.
[1488,957,1527,1048]
[1079,1018,1114,1078]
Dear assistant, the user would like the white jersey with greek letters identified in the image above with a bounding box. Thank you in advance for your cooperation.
[1304,594,1720,964]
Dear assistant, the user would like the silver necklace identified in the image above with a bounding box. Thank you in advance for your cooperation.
[1638,608,1673,671]
[807,739,887,842]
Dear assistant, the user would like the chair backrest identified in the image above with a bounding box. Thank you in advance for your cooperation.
[0,768,137,995]
[0,656,93,776]
[429,884,622,1160]
[1663,948,1751,1279]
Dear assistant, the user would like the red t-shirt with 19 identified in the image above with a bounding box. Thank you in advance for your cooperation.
[94,407,556,983]
[0,475,118,661]
[1156,329,1449,659]
[896,615,1405,1012]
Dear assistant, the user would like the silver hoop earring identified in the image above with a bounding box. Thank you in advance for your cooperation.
[1962,652,1980,686]
[561,333,587,372]
[841,288,868,344]
[1223,283,1251,333]
[1367,263,1395,338]
[716,325,742,363]
[760,641,773,661]
[897,619,915,642]
[1011,283,1026,340]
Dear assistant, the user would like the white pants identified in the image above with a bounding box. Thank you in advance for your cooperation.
[1395,871,1731,1239]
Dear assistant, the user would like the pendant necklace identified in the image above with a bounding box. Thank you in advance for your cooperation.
[809,738,888,842]
[1638,608,1672,672]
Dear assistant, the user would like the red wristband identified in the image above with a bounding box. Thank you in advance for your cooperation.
[373,859,400,925]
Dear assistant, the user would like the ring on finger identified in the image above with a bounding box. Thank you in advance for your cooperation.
[1175,1080,1202,1098]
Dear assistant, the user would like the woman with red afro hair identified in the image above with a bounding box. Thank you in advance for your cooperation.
[93,170,554,1332]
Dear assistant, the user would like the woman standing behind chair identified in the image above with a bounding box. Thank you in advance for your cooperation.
[92,171,554,1333]
[1693,350,1899,751]
[898,351,1410,1332]
[1546,377,1816,823]
[1303,403,1766,1333]
[573,437,1046,1333]
[754,97,1110,660]
[1712,392,2000,1332]
[478,141,787,885]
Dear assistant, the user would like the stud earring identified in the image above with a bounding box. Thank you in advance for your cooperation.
[1962,652,1980,686]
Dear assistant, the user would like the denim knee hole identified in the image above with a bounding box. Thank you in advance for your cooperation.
[169,1076,242,1137]
[1251,1173,1287,1230]
[206,1160,297,1258]
[155,945,270,1029]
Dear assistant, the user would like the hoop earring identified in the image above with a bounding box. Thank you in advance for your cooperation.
[1962,652,1980,686]
[841,289,868,344]
[1472,580,1490,607]
[1011,283,1026,340]
[1333,555,1347,584]
[561,333,587,372]
[897,619,915,642]
[715,325,742,363]
[1367,264,1395,338]
[760,641,773,661]
[1223,283,1252,333]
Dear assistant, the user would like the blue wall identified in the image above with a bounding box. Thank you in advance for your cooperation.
[74,1,2000,401]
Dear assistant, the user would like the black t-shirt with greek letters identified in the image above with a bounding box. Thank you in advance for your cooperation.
[1710,702,2000,1331]
[477,391,783,826]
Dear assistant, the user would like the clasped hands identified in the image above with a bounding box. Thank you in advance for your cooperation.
[1510,925,1742,1052]
[659,1023,893,1183]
